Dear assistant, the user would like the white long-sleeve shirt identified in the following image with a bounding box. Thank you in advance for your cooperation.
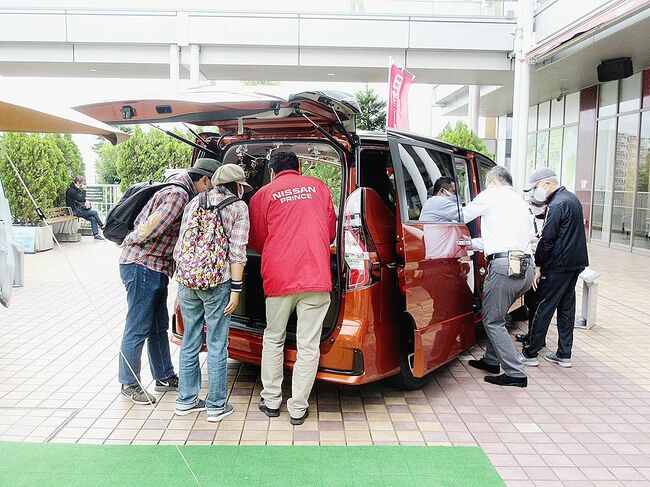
[462,185,533,257]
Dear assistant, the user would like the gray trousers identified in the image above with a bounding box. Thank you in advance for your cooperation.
[482,257,535,378]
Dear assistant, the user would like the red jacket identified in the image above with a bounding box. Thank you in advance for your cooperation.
[249,170,336,297]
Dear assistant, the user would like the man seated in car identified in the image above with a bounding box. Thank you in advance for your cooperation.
[419,176,460,223]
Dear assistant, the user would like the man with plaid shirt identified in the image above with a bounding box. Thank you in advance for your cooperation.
[119,158,221,405]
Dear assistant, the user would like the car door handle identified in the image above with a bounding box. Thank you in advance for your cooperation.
[457,239,473,246]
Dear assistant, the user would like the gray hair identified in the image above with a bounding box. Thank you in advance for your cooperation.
[485,166,513,187]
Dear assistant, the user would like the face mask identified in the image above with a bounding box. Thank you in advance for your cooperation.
[530,205,546,217]
[445,191,456,201]
[532,185,548,203]
[236,184,245,199]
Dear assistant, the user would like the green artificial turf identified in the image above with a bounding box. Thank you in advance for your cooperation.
[0,442,504,486]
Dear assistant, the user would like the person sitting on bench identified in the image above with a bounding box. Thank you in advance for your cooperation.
[65,176,104,240]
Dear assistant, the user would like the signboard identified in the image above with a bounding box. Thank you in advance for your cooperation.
[387,64,415,130]
[12,226,36,253]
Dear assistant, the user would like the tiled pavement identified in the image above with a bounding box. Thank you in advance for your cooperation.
[2,239,650,486]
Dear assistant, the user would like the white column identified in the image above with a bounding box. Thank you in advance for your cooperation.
[190,44,200,83]
[169,44,180,91]
[468,85,480,134]
[510,0,534,189]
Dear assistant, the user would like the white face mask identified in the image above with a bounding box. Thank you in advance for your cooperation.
[236,183,245,199]
[530,205,546,217]
[532,184,548,203]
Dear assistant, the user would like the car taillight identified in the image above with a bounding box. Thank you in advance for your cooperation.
[344,189,381,290]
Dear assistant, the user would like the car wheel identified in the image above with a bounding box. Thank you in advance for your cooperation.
[386,322,431,391]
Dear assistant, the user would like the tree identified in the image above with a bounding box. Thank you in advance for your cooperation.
[301,160,341,207]
[114,126,193,191]
[355,86,387,131]
[436,120,494,159]
[50,134,85,206]
[94,141,121,185]
[94,125,132,185]
[0,133,67,223]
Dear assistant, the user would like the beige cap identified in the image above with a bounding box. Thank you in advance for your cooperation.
[211,163,253,193]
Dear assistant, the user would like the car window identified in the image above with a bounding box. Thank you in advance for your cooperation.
[359,149,396,214]
[454,158,472,206]
[301,158,342,207]
[474,154,493,191]
[393,143,456,221]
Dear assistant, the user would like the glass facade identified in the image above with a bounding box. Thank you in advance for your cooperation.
[526,95,579,190]
[635,113,650,249]
[592,118,617,243]
[590,68,650,253]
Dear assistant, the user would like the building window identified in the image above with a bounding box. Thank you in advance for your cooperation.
[592,118,617,243]
[551,98,564,127]
[526,134,536,180]
[548,128,563,175]
[561,125,578,192]
[611,114,639,247]
[634,112,650,250]
[536,130,549,168]
[619,72,642,113]
[598,80,618,118]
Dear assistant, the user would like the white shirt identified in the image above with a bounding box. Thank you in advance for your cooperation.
[463,185,533,257]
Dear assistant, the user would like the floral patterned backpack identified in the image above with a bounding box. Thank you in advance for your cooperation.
[176,193,239,290]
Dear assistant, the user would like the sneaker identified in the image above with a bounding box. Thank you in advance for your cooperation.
[155,375,179,392]
[121,384,156,405]
[175,399,206,416]
[94,234,105,241]
[484,374,527,388]
[207,403,234,422]
[290,409,309,426]
[519,353,539,367]
[258,399,280,418]
[544,352,572,368]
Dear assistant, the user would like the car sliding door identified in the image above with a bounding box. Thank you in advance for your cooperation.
[388,135,476,377]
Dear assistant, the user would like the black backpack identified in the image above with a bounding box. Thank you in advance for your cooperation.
[104,181,191,245]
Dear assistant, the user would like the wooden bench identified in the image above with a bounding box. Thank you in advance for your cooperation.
[45,207,81,242]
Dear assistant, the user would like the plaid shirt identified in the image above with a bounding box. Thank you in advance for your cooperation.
[173,185,250,285]
[120,172,195,278]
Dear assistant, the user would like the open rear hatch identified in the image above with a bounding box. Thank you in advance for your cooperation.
[74,89,359,134]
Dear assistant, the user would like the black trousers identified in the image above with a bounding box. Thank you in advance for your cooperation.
[523,288,539,337]
[523,270,582,359]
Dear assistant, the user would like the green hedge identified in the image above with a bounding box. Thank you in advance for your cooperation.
[0,133,85,224]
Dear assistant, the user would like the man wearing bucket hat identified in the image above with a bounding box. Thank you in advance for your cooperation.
[519,167,588,368]
[119,157,221,405]
[173,163,251,422]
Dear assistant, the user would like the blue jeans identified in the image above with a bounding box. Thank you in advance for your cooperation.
[119,264,175,386]
[176,282,231,412]
[75,209,103,236]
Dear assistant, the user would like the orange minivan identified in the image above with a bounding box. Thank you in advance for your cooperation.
[77,89,495,390]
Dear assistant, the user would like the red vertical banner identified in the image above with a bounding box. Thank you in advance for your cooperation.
[387,64,415,130]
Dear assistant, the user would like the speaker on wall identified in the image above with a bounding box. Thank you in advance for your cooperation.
[597,57,633,82]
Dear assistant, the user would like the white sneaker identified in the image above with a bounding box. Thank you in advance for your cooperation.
[544,352,572,368]
[519,353,539,367]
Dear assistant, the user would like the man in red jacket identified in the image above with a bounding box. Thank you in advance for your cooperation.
[249,151,336,425]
